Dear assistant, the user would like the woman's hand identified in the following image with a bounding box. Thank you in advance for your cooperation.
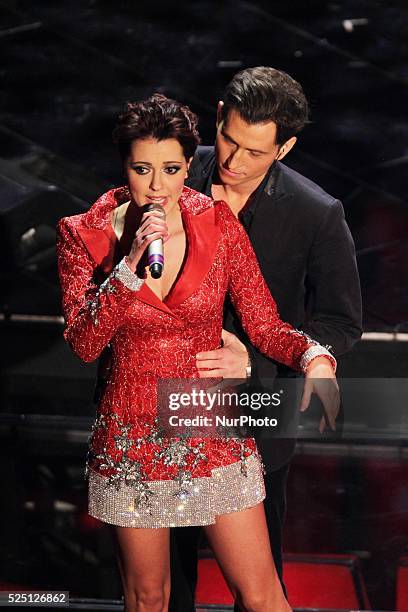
[299,356,340,433]
[126,207,170,273]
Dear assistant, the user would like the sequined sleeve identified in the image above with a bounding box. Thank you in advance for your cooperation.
[56,218,143,363]
[216,201,336,373]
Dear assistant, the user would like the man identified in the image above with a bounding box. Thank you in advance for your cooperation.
[169,66,362,611]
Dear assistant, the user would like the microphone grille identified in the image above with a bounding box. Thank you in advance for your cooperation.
[145,202,166,219]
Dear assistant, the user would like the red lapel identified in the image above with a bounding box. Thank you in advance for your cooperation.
[165,206,221,309]
[76,227,117,274]
[76,225,177,317]
[74,187,222,316]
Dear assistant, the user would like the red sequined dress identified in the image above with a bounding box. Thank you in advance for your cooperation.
[57,186,333,528]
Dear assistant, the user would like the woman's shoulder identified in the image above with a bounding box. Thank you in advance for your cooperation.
[58,187,129,233]
[180,185,214,215]
[180,186,232,219]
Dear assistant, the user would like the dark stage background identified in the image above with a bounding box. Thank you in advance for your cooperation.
[0,1,407,611]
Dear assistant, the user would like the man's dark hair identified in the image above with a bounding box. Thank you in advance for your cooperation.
[221,66,309,144]
[113,93,201,161]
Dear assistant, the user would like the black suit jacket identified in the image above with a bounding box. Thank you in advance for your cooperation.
[186,146,362,468]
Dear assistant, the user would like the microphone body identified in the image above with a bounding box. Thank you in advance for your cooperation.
[143,203,165,279]
[148,236,164,279]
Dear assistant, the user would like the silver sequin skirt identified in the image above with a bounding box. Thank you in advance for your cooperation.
[88,454,265,528]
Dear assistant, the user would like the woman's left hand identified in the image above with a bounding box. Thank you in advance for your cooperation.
[299,357,340,433]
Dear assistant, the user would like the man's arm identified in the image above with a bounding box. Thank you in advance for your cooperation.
[236,199,362,378]
[300,199,362,355]
[196,199,362,378]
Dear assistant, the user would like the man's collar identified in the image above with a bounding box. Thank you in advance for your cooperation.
[186,146,216,194]
[263,161,288,199]
[187,147,291,209]
[238,161,289,220]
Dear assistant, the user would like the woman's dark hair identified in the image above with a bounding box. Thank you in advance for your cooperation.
[221,66,309,144]
[113,93,201,161]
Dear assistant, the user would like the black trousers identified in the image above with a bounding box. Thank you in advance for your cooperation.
[168,461,290,612]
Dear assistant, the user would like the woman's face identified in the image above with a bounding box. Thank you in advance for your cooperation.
[126,137,191,215]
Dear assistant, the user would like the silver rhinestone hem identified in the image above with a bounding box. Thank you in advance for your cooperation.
[88,454,265,528]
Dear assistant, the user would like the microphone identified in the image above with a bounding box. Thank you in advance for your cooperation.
[143,203,165,279]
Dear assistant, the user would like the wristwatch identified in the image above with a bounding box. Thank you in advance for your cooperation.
[245,353,252,380]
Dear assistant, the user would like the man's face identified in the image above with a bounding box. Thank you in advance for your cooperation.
[215,108,281,188]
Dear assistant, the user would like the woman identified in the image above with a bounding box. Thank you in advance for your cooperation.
[57,94,338,612]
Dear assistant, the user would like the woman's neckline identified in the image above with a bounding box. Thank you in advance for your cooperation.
[107,199,190,304]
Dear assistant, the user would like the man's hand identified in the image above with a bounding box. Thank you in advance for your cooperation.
[299,357,340,433]
[196,329,249,378]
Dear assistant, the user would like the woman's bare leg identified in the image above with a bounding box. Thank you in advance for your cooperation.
[203,502,292,612]
[111,526,170,612]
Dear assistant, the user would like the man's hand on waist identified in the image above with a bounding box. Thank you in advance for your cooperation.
[196,329,249,378]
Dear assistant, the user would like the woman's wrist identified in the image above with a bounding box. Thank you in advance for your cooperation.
[124,255,137,273]
[115,257,144,292]
[305,355,335,373]
[300,347,337,374]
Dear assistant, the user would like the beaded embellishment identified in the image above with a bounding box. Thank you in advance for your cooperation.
[86,258,144,326]
[86,412,257,516]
